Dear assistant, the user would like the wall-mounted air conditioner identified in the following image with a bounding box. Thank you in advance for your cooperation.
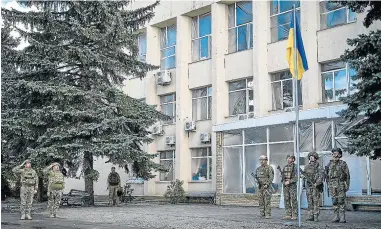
[155,70,171,86]
[200,133,211,143]
[165,136,176,145]
[152,125,164,135]
[185,121,196,131]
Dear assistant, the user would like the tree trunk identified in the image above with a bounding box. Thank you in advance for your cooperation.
[84,151,94,205]
[36,177,45,202]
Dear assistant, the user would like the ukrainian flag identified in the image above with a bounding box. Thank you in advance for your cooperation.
[286,14,308,80]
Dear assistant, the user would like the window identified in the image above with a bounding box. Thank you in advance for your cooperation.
[191,148,212,181]
[159,151,175,181]
[160,94,176,124]
[228,1,253,53]
[270,0,300,42]
[160,25,176,70]
[271,71,302,110]
[137,33,146,62]
[320,1,356,29]
[192,87,212,121]
[228,78,253,116]
[192,13,212,62]
[321,61,357,103]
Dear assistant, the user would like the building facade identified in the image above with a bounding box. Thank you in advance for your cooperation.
[66,0,381,206]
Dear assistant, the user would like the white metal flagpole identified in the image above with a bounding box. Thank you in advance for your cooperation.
[292,4,301,228]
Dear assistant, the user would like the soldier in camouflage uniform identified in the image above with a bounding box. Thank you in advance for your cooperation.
[255,155,274,219]
[12,160,38,220]
[326,148,350,223]
[43,162,65,218]
[107,167,121,206]
[281,155,298,220]
[303,151,324,222]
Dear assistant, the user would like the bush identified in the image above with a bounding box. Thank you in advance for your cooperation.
[163,179,185,204]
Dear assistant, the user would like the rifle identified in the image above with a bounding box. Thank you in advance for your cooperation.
[300,169,323,193]
[276,165,284,183]
[251,172,273,195]
[325,165,330,197]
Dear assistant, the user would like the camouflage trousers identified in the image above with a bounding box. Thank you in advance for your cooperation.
[283,183,297,217]
[48,190,63,215]
[329,181,347,214]
[109,185,120,205]
[20,185,35,215]
[306,186,321,217]
[258,186,272,217]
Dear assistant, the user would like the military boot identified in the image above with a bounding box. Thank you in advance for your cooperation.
[49,213,54,218]
[25,213,32,220]
[20,213,26,220]
[282,215,292,220]
[306,215,314,221]
[339,212,346,223]
[331,210,339,223]
[313,214,319,222]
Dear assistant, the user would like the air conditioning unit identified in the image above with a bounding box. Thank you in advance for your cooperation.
[238,114,248,120]
[155,70,171,86]
[248,112,254,119]
[152,125,164,135]
[185,121,196,131]
[200,133,211,143]
[165,136,176,145]
[247,81,253,88]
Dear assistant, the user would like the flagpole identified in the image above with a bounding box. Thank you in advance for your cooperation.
[292,4,301,228]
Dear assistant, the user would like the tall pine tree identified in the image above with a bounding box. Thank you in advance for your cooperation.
[1,1,167,203]
[337,1,381,159]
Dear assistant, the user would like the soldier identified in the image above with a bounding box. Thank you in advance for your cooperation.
[255,155,274,219]
[107,166,121,206]
[281,155,298,220]
[43,162,65,218]
[326,148,350,223]
[303,151,324,222]
[12,160,38,220]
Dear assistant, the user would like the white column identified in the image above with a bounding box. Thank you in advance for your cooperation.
[175,15,192,191]
[211,2,228,191]
[253,1,271,116]
[144,25,161,196]
[300,1,320,109]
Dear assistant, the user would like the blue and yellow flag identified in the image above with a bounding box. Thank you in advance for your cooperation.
[286,14,308,80]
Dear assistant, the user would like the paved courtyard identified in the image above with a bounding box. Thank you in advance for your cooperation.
[2,203,381,229]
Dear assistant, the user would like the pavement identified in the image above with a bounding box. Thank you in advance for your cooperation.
[1,202,381,229]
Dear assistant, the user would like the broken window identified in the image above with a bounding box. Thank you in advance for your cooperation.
[228,1,253,53]
[159,151,175,181]
[191,147,212,181]
[270,0,300,42]
[271,71,302,110]
[320,1,356,30]
[192,87,212,121]
[228,78,253,116]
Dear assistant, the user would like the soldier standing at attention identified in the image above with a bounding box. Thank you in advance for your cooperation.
[43,162,65,218]
[303,151,324,222]
[281,155,298,220]
[255,155,274,219]
[326,148,350,223]
[107,166,121,206]
[12,160,38,220]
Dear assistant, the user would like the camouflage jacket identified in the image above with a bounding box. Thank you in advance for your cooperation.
[43,166,65,191]
[282,163,298,184]
[12,165,38,190]
[108,172,121,186]
[256,164,274,187]
[326,160,350,187]
[303,161,324,186]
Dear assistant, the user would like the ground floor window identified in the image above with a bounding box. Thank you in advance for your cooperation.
[159,151,175,181]
[191,147,212,181]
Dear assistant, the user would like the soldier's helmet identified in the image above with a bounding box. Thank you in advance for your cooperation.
[331,148,343,158]
[308,151,319,159]
[259,155,268,160]
[286,155,296,160]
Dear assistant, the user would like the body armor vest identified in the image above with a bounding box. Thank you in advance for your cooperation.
[108,172,120,185]
[49,171,65,190]
[283,164,294,180]
[21,169,37,186]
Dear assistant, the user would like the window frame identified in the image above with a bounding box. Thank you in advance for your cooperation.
[137,33,147,63]
[319,0,357,29]
[160,93,176,124]
[228,78,254,116]
[191,147,212,181]
[321,62,355,103]
[191,13,212,62]
[228,2,253,53]
[159,150,175,181]
[192,86,212,121]
[271,71,302,110]
[270,0,301,42]
[160,25,177,70]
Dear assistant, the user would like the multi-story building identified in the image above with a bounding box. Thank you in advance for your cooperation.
[66,0,381,206]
